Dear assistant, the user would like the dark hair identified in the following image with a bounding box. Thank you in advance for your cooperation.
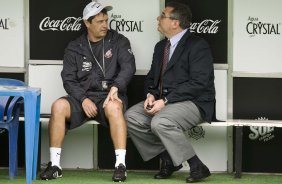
[166,2,192,29]
[87,8,108,23]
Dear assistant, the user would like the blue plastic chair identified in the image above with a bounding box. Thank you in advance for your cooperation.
[0,78,26,179]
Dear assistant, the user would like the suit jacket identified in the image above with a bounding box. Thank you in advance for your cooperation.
[145,30,215,122]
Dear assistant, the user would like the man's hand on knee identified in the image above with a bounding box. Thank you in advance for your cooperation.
[103,86,122,107]
[82,98,98,118]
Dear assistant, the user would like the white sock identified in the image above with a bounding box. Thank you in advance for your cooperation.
[50,147,62,169]
[115,149,126,167]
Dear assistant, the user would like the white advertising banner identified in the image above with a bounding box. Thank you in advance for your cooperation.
[0,0,24,67]
[233,0,282,73]
[98,0,160,71]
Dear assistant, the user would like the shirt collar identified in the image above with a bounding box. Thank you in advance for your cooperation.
[169,29,188,47]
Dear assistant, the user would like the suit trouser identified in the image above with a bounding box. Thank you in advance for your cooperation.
[125,100,203,166]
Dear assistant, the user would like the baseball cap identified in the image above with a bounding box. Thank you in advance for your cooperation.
[83,1,113,20]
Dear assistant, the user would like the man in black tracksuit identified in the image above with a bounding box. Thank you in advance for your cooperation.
[40,2,135,182]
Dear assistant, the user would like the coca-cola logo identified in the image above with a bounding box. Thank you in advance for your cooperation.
[190,19,221,34]
[39,17,82,31]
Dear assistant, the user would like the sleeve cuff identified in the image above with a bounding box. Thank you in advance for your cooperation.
[162,96,168,105]
[80,96,87,104]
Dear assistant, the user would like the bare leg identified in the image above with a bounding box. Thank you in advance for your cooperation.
[40,98,71,180]
[49,98,71,147]
[105,100,127,182]
[104,100,127,149]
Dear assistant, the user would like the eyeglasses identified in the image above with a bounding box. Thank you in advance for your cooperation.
[159,13,177,20]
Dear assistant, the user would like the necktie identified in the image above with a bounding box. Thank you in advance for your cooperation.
[159,40,171,97]
[161,40,171,75]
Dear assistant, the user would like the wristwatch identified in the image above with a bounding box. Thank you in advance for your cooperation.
[162,97,168,105]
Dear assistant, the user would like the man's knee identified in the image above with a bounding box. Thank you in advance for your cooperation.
[51,98,70,117]
[151,117,176,134]
[104,101,123,119]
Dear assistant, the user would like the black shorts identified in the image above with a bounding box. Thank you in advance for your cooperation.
[61,94,127,130]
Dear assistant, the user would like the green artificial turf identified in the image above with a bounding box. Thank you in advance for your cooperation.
[1,169,282,184]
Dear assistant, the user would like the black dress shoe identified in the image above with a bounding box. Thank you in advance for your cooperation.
[154,164,183,179]
[154,151,183,179]
[186,164,211,183]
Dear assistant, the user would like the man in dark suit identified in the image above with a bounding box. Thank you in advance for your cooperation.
[125,2,215,183]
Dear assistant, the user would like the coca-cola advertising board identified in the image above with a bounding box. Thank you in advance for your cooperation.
[0,0,24,67]
[30,0,89,60]
[233,0,282,73]
[166,0,228,64]
[30,0,160,71]
[30,0,227,66]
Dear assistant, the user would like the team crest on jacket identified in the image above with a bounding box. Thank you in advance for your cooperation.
[104,49,113,59]
[82,60,92,71]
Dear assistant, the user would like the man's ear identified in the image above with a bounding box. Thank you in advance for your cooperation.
[84,19,90,28]
[172,19,180,29]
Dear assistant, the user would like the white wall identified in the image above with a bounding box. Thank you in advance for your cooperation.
[233,0,282,73]
[28,65,66,114]
[0,0,24,67]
